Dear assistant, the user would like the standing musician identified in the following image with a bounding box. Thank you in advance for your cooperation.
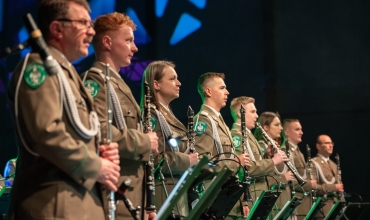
[283,119,317,220]
[311,134,345,219]
[230,97,289,218]
[253,112,295,218]
[6,0,120,219]
[194,73,251,220]
[139,60,200,218]
[83,12,159,220]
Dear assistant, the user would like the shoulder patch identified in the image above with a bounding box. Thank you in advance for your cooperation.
[232,136,241,148]
[150,115,157,130]
[84,79,100,98]
[23,62,47,89]
[195,121,207,135]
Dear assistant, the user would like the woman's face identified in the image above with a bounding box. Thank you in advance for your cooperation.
[264,116,283,140]
[154,66,181,103]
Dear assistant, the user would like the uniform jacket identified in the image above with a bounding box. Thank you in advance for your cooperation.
[312,156,344,218]
[150,106,190,217]
[7,48,106,220]
[84,61,151,220]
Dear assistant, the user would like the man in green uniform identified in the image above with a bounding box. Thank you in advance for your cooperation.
[83,12,159,220]
[7,0,120,219]
[194,73,251,219]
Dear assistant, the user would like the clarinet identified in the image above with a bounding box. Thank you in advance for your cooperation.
[240,105,252,202]
[306,144,317,203]
[335,153,344,200]
[286,141,295,199]
[256,122,306,186]
[187,105,196,154]
[105,64,116,220]
[143,81,156,213]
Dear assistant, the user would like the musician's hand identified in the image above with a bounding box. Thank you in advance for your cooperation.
[284,171,295,181]
[97,158,120,191]
[243,205,250,218]
[335,183,344,192]
[272,151,289,165]
[189,153,200,167]
[99,142,119,165]
[147,132,159,154]
[147,211,156,220]
[310,180,317,189]
[237,153,251,167]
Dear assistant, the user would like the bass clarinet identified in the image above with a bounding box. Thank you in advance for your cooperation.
[306,144,317,203]
[143,82,156,213]
[256,122,306,186]
[105,64,116,220]
[240,105,252,202]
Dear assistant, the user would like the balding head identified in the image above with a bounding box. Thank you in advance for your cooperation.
[316,134,334,157]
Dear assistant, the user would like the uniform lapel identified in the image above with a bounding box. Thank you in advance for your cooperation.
[162,107,186,132]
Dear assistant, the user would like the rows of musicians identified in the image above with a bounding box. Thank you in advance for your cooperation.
[1,0,345,220]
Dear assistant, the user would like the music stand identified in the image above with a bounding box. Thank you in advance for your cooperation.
[324,200,346,220]
[273,196,302,220]
[186,167,234,220]
[337,202,369,220]
[202,175,250,219]
[247,190,281,220]
[155,156,209,220]
[304,197,326,220]
[0,187,11,219]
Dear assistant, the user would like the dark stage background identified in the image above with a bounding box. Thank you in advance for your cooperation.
[0,0,369,218]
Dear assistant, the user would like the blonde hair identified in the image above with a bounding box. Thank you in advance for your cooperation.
[229,96,255,120]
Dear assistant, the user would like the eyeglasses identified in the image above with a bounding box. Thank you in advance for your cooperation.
[57,18,94,28]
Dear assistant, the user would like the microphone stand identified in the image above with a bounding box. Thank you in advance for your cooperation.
[154,158,179,220]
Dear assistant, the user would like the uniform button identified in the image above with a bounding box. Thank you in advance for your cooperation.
[128,110,131,114]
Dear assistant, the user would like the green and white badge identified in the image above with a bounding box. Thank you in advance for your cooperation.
[232,136,241,148]
[150,115,157,130]
[23,62,47,89]
[195,121,207,135]
[84,79,100,98]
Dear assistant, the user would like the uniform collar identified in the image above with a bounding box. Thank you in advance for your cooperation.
[204,104,220,116]
[318,153,329,162]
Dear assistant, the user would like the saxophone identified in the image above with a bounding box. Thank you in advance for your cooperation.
[240,105,252,203]
[187,105,196,154]
[256,122,306,186]
[335,153,344,200]
[306,144,317,203]
[105,64,116,220]
[143,81,156,213]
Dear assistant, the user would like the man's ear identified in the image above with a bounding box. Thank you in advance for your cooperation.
[102,35,112,49]
[49,21,63,39]
[237,111,241,118]
[204,87,211,97]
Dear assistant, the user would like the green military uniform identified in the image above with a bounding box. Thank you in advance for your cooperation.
[231,123,275,200]
[311,155,343,219]
[7,48,106,220]
[84,62,151,220]
[258,141,291,217]
[288,142,313,220]
[194,105,239,219]
[150,105,190,217]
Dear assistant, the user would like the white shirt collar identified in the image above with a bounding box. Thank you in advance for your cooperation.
[318,154,329,162]
[288,142,298,151]
[204,104,220,117]
[234,123,251,133]
[159,102,170,112]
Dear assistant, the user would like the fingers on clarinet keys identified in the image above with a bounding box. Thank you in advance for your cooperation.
[98,158,120,191]
[189,153,200,167]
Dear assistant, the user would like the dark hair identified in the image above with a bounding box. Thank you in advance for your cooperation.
[38,0,91,39]
[282,118,300,130]
[197,72,225,100]
[254,112,280,141]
